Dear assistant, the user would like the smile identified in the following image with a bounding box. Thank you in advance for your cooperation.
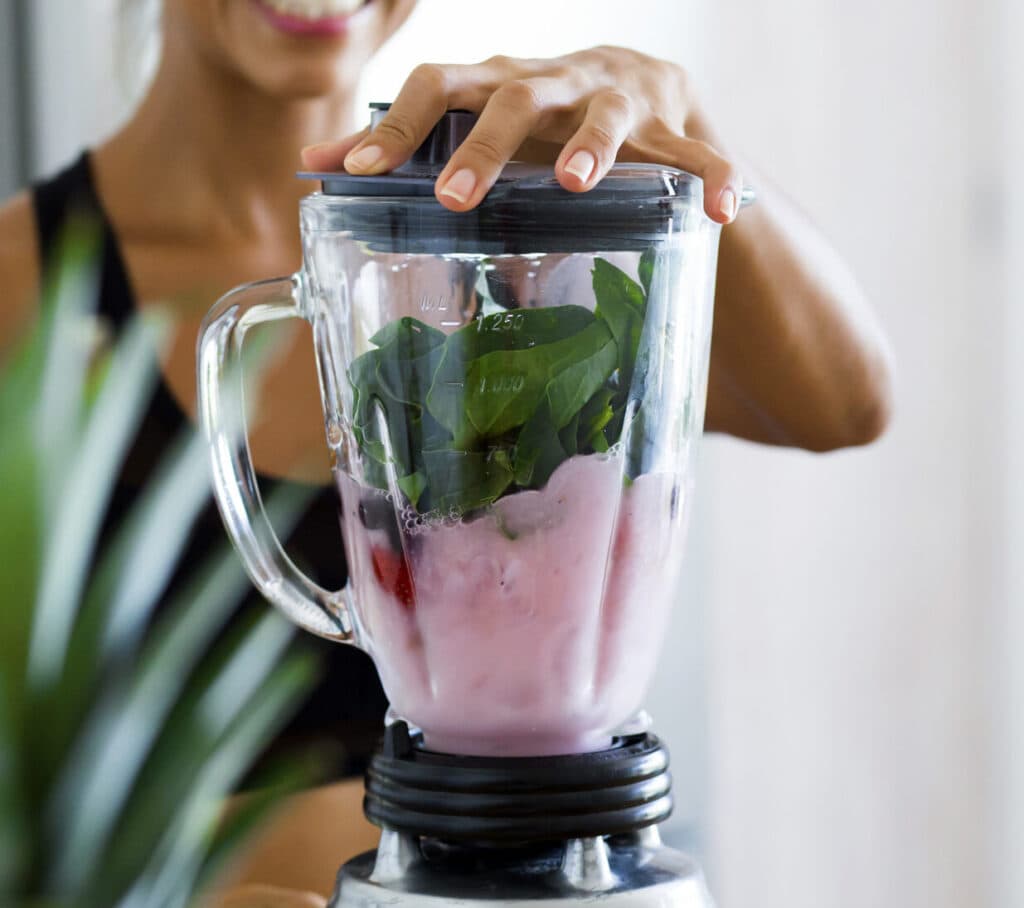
[253,0,373,36]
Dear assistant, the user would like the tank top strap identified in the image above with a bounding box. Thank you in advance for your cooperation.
[31,150,135,329]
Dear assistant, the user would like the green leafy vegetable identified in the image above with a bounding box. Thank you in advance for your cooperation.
[397,471,427,508]
[592,257,645,395]
[513,401,568,489]
[576,387,616,451]
[422,448,515,513]
[347,255,653,516]
[426,306,594,447]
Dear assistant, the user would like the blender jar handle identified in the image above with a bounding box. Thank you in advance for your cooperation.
[197,275,353,643]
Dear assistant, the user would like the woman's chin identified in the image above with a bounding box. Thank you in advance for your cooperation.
[246,62,357,101]
[226,0,389,99]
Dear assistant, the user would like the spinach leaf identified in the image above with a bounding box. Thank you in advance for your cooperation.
[426,306,594,446]
[422,448,514,513]
[370,317,446,357]
[347,253,656,515]
[397,471,427,508]
[592,258,645,394]
[513,402,568,489]
[576,387,615,453]
[543,326,618,428]
[558,411,581,457]
[349,319,451,484]
[464,320,614,436]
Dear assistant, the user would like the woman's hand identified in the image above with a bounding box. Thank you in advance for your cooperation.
[302,47,892,450]
[199,883,326,907]
[301,46,742,224]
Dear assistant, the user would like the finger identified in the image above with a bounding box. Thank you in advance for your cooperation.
[300,126,370,171]
[648,126,744,224]
[554,90,637,192]
[343,63,455,174]
[434,76,572,211]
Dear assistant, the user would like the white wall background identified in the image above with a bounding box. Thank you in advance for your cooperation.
[994,1,1024,906]
[19,2,1021,907]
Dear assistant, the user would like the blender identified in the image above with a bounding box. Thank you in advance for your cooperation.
[198,104,747,906]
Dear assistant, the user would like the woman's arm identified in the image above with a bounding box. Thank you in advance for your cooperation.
[303,48,893,452]
[691,113,893,450]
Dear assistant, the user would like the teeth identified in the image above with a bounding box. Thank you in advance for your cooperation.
[263,0,365,18]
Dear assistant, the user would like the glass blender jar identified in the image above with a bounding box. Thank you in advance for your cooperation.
[198,105,746,906]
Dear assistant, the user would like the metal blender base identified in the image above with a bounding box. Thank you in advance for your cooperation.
[329,827,716,907]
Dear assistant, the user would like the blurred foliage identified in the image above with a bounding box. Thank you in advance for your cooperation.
[0,214,318,908]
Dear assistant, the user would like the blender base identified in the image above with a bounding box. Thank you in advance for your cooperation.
[329,827,715,906]
[328,724,714,906]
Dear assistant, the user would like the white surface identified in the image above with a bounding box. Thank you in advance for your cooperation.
[20,2,1020,907]
[994,2,1024,906]
[699,3,1002,907]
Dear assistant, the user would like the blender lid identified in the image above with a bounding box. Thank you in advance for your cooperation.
[299,102,702,204]
[297,104,721,253]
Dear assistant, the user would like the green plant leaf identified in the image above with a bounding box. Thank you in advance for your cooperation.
[113,652,316,908]
[42,485,309,898]
[2,226,318,908]
[42,554,244,895]
[28,312,165,690]
[0,424,41,729]
[34,214,103,524]
[0,673,27,899]
[98,433,212,660]
[65,610,301,905]
[31,433,217,792]
[191,759,311,903]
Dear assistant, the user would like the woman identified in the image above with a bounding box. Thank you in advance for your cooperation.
[0,1,892,904]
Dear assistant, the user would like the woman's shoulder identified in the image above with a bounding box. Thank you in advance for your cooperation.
[0,189,41,358]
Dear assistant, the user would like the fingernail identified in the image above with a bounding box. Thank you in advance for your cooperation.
[719,188,738,221]
[564,149,596,183]
[438,168,477,204]
[345,144,385,173]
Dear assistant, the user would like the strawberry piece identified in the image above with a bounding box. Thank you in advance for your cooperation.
[370,546,415,609]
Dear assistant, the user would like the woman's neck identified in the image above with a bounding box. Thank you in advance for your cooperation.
[99,23,355,247]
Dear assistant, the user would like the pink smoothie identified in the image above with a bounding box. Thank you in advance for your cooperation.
[336,453,688,756]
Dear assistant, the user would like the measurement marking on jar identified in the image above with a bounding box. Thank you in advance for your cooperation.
[419,294,450,313]
[440,320,462,327]
[478,374,526,394]
[476,312,525,333]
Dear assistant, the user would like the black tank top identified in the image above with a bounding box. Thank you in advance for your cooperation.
[31,152,388,781]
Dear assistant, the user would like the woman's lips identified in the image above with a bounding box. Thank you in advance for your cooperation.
[252,0,370,36]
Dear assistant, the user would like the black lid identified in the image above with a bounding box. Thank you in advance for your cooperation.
[298,105,706,254]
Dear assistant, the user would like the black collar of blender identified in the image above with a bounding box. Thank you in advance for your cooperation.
[362,721,674,845]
